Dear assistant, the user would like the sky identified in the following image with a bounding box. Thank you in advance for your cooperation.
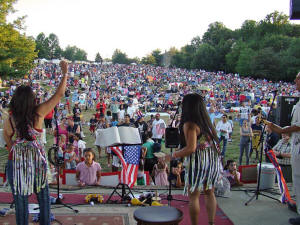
[9,0,300,60]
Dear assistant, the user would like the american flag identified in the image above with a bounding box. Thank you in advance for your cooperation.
[136,110,143,118]
[110,145,141,188]
[156,122,166,136]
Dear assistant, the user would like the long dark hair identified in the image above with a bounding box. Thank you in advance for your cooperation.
[179,93,219,147]
[9,85,38,141]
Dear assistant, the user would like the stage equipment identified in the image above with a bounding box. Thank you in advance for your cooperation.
[165,127,180,148]
[106,183,134,204]
[48,106,78,213]
[275,96,299,127]
[245,90,281,205]
[290,0,300,19]
[163,101,188,206]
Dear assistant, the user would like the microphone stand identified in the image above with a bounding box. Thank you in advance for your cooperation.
[245,90,281,205]
[162,101,188,206]
[47,106,79,213]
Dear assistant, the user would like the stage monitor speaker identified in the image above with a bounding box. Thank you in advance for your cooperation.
[275,96,299,127]
[165,128,179,148]
[290,0,300,19]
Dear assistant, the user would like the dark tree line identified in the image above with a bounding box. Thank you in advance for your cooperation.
[35,32,89,62]
[169,11,300,81]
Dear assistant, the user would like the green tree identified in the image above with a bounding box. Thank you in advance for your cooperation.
[74,48,87,61]
[141,55,156,65]
[225,41,247,73]
[0,0,37,78]
[35,32,49,59]
[252,47,281,80]
[63,45,87,61]
[63,45,76,61]
[112,49,129,64]
[236,47,255,77]
[95,52,102,63]
[202,22,233,46]
[48,33,61,59]
[151,49,163,66]
[239,20,257,41]
[191,44,217,71]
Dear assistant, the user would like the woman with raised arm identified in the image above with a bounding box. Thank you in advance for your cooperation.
[3,61,69,225]
[166,93,222,225]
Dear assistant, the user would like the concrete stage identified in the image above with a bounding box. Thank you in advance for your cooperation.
[0,183,297,225]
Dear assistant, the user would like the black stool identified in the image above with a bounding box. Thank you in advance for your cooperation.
[134,206,183,225]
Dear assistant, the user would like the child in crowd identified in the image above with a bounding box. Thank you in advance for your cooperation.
[105,111,112,124]
[64,143,78,170]
[89,114,97,135]
[223,160,243,187]
[75,133,86,161]
[152,152,169,186]
[76,148,101,186]
[168,159,185,188]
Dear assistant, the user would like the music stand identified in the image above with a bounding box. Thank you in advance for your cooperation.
[106,183,135,204]
[245,91,281,205]
[105,143,141,204]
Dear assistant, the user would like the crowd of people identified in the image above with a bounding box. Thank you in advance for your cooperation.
[2,60,300,225]
[0,61,297,185]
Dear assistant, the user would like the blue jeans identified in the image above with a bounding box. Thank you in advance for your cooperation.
[219,136,228,157]
[7,160,50,225]
[239,137,250,165]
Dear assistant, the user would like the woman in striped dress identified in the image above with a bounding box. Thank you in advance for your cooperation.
[3,61,69,225]
[166,93,221,225]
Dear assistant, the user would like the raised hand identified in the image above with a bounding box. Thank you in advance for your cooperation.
[60,60,68,75]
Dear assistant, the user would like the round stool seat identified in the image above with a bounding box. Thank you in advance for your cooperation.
[134,206,183,225]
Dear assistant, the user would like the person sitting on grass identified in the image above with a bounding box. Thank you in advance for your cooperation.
[76,148,101,186]
[223,160,243,187]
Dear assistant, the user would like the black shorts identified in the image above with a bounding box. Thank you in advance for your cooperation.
[44,119,52,128]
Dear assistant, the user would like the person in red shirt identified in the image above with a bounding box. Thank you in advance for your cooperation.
[96,98,106,117]
[44,109,54,133]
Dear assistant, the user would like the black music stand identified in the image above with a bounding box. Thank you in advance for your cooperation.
[106,183,135,204]
[105,143,141,204]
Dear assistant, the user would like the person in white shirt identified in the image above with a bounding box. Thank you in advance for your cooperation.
[152,113,166,144]
[216,114,232,159]
[126,102,136,119]
[239,101,251,126]
[75,133,86,160]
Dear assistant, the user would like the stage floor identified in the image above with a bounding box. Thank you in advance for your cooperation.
[0,183,297,225]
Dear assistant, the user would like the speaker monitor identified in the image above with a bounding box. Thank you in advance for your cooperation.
[165,128,179,148]
[290,0,300,19]
[275,96,299,127]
